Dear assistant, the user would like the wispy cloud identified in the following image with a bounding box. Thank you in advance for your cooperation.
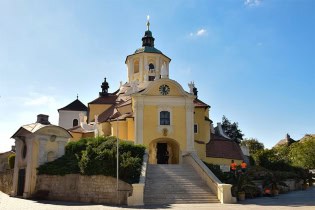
[190,28,207,37]
[24,94,56,106]
[244,0,262,7]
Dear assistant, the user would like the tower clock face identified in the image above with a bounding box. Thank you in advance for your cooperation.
[159,84,170,95]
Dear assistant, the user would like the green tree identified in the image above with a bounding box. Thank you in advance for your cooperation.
[221,115,244,143]
[8,154,16,169]
[241,138,264,155]
[289,136,315,169]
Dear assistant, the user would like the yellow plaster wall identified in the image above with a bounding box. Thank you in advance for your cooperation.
[111,120,128,140]
[145,82,183,96]
[204,157,243,166]
[69,132,83,142]
[88,104,112,122]
[194,108,211,143]
[127,118,135,141]
[142,105,187,151]
[101,122,111,136]
[82,132,94,138]
[194,142,206,160]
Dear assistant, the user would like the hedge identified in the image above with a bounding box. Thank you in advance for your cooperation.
[38,136,146,184]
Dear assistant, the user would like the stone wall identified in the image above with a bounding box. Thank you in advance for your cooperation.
[0,169,13,194]
[35,174,132,205]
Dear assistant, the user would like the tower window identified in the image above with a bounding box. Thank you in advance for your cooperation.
[149,63,155,71]
[160,111,170,125]
[134,60,139,73]
[149,76,155,81]
[73,119,78,127]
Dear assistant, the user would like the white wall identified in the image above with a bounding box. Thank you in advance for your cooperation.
[58,110,87,130]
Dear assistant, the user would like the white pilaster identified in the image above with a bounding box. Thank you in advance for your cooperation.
[38,138,47,165]
[134,98,144,145]
[57,139,67,157]
[12,139,22,196]
[23,137,33,198]
[185,102,195,152]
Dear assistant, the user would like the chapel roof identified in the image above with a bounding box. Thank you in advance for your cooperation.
[58,99,87,112]
[206,134,244,160]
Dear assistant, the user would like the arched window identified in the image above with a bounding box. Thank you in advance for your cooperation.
[22,143,27,159]
[149,63,155,71]
[47,151,56,162]
[73,119,78,127]
[134,60,139,73]
[160,111,170,125]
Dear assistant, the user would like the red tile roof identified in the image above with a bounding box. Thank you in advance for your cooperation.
[194,98,210,108]
[206,134,244,160]
[88,95,117,105]
[98,105,116,123]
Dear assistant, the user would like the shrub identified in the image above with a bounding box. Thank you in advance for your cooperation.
[38,136,146,184]
[8,154,16,169]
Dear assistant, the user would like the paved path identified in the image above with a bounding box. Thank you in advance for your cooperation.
[1,187,314,210]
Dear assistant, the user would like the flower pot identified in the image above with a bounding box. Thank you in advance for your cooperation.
[272,189,279,196]
[238,192,246,201]
[302,183,309,190]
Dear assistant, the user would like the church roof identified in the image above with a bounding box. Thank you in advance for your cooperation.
[135,46,162,54]
[194,98,210,108]
[67,125,94,134]
[88,95,117,105]
[58,99,87,112]
[98,105,116,123]
[206,134,244,160]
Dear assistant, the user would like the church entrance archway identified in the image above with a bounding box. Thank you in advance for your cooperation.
[149,138,179,164]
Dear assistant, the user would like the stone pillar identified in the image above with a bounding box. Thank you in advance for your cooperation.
[38,138,47,165]
[57,139,67,158]
[12,139,22,196]
[23,137,34,198]
[185,102,195,152]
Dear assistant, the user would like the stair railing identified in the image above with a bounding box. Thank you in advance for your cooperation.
[127,152,148,206]
[183,152,236,204]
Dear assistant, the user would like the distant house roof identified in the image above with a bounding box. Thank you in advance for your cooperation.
[58,99,87,112]
[88,95,118,105]
[194,98,210,108]
[206,134,244,160]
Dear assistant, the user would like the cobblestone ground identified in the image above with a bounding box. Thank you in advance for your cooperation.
[1,187,314,210]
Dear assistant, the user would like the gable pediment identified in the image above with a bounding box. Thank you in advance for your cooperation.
[135,79,194,98]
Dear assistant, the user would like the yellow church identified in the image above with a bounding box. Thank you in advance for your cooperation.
[58,19,244,167]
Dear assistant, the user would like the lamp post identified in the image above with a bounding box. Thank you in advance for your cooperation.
[116,117,119,205]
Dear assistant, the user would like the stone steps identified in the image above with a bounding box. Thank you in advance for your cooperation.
[144,164,219,205]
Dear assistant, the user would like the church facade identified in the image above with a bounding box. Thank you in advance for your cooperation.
[59,19,244,166]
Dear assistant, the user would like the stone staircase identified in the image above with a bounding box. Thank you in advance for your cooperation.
[144,164,219,205]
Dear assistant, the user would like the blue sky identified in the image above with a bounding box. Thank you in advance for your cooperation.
[0,0,314,152]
